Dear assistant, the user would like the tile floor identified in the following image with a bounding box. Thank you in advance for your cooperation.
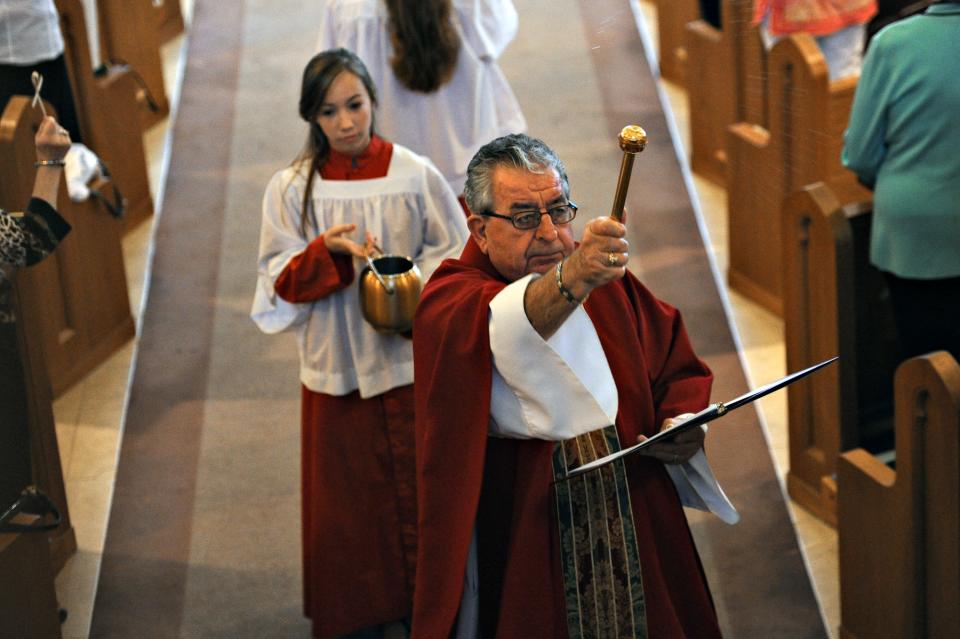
[50,2,839,637]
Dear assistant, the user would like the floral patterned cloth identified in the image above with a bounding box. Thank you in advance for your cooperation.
[0,198,70,323]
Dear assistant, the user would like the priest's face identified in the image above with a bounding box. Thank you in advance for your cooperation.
[316,71,373,157]
[469,165,576,282]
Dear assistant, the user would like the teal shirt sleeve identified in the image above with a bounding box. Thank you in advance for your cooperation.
[842,37,890,188]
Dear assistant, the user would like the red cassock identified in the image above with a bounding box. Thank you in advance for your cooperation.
[275,137,417,638]
[412,239,723,638]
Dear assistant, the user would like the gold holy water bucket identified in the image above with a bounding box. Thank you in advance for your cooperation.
[359,254,423,333]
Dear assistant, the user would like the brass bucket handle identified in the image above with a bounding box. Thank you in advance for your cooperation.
[364,246,395,294]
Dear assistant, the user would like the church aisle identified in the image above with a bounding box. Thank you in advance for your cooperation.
[52,0,837,637]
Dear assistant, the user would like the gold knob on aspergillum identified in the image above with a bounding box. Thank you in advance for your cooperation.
[610,125,647,223]
[618,125,647,154]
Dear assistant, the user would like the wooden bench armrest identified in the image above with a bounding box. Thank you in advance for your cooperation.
[839,447,895,490]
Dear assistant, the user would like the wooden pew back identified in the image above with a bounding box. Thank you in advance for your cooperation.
[0,517,62,638]
[727,34,870,315]
[0,97,134,400]
[782,182,899,525]
[96,0,171,130]
[653,0,700,86]
[154,0,185,44]
[686,0,766,184]
[838,351,960,639]
[0,98,81,573]
[56,0,154,231]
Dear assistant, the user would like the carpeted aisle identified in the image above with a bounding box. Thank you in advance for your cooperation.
[90,0,826,637]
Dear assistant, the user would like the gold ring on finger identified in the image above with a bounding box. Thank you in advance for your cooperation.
[607,252,618,266]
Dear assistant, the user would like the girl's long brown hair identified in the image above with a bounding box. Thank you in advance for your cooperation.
[294,49,378,237]
[384,0,460,93]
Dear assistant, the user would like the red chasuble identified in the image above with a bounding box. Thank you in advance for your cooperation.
[412,239,722,638]
[274,137,418,639]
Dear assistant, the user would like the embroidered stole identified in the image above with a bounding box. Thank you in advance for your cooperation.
[552,425,647,638]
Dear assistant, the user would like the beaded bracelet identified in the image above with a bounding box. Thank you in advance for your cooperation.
[555,258,585,305]
[34,159,66,167]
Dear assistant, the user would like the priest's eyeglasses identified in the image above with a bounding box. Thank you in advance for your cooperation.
[481,200,578,230]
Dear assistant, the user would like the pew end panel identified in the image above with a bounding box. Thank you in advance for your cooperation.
[685,0,766,186]
[783,183,847,525]
[838,352,960,639]
[1,98,135,399]
[57,0,154,232]
[685,19,731,185]
[783,182,898,526]
[0,98,78,573]
[727,34,865,317]
[96,0,171,131]
[726,120,783,315]
[0,516,63,639]
[154,0,186,44]
[654,0,699,87]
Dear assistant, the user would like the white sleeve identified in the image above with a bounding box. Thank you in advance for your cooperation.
[457,0,519,61]
[488,275,618,440]
[414,160,469,282]
[250,171,314,334]
[664,432,740,525]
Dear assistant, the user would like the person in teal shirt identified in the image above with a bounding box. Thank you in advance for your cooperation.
[842,0,960,362]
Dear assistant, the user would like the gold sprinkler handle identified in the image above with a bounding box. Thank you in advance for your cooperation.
[609,125,647,223]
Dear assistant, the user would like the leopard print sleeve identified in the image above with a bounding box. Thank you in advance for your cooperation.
[0,199,71,268]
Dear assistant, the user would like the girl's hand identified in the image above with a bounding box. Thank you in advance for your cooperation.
[362,230,380,258]
[324,223,368,258]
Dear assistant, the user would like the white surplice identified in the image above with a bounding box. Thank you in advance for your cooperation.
[487,275,739,525]
[316,0,527,193]
[250,145,468,398]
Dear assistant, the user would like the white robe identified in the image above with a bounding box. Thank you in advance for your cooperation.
[250,145,469,398]
[317,0,527,193]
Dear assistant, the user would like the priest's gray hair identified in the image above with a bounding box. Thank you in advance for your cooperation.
[463,134,570,215]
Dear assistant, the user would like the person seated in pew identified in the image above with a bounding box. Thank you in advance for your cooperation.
[842,0,960,365]
[250,48,468,639]
[1,114,71,292]
[753,0,878,79]
[1,115,71,529]
[0,0,83,142]
[315,0,527,198]
[412,133,738,638]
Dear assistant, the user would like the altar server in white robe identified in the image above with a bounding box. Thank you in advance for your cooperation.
[251,48,468,638]
[316,0,527,195]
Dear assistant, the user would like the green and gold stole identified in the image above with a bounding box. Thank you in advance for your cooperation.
[552,425,647,638]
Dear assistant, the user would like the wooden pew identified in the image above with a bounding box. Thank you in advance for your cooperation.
[782,183,899,526]
[652,0,700,86]
[96,0,171,130]
[154,0,185,44]
[0,101,82,573]
[0,97,135,399]
[56,0,155,232]
[4,281,76,575]
[0,517,63,639]
[838,351,960,639]
[727,34,870,315]
[685,0,766,185]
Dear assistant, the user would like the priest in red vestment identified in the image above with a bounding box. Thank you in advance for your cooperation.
[412,134,733,638]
